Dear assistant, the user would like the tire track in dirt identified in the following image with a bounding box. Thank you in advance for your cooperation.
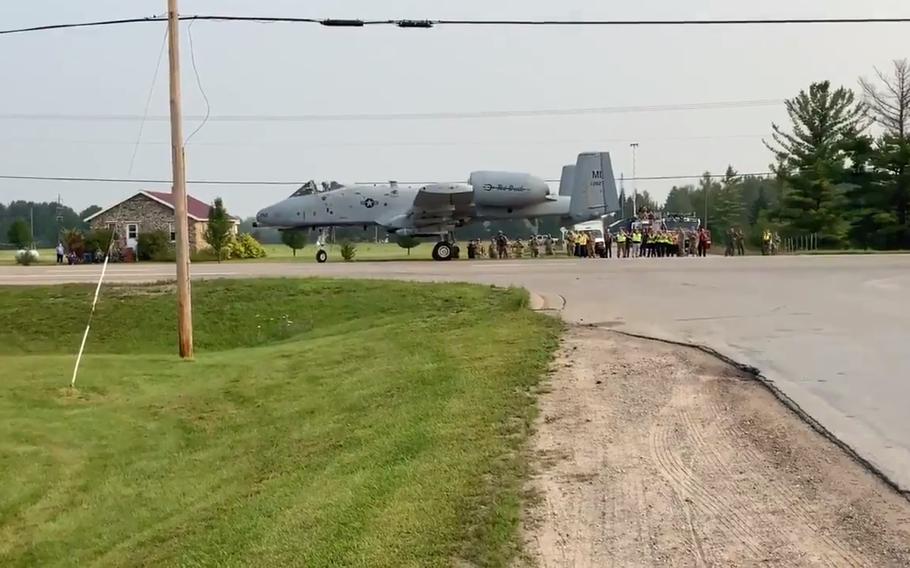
[695,396,868,567]
[520,327,910,568]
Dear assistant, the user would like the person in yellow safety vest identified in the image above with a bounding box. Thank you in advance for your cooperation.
[631,230,642,258]
[615,230,626,258]
[576,231,588,257]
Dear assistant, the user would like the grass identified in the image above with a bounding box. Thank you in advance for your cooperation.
[0,248,55,265]
[0,279,560,567]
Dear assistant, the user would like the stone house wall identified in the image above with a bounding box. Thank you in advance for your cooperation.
[89,193,203,252]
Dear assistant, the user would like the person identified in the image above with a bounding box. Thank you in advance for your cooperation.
[55,242,65,264]
[624,229,632,258]
[772,232,781,255]
[585,232,595,258]
[725,228,736,257]
[529,235,540,258]
[697,228,709,257]
[603,230,613,258]
[631,229,642,258]
[574,231,586,257]
[762,229,772,256]
[513,238,525,258]
[489,236,498,259]
[467,240,477,259]
[544,235,554,256]
[496,231,509,259]
[565,231,575,256]
[615,230,625,258]
[733,228,744,256]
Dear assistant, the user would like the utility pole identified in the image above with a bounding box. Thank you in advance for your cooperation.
[167,0,194,358]
[630,143,639,216]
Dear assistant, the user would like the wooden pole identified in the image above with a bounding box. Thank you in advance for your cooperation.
[167,0,193,358]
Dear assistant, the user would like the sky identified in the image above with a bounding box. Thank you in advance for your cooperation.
[1,0,908,217]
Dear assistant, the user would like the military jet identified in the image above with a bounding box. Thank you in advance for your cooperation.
[254,151,619,262]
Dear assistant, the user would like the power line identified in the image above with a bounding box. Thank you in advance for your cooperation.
[127,26,169,175]
[0,172,773,186]
[3,15,910,36]
[0,99,784,123]
[184,20,211,144]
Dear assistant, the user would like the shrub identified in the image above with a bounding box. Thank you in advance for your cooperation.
[15,249,39,266]
[340,241,357,261]
[137,230,172,261]
[280,229,307,257]
[62,228,85,257]
[396,236,420,255]
[227,233,268,259]
[84,228,115,254]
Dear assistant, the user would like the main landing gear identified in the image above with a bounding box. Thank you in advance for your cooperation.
[316,248,328,263]
[432,241,454,261]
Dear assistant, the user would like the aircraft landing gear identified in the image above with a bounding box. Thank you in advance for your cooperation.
[316,249,328,263]
[432,241,454,261]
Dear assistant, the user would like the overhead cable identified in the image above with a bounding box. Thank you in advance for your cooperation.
[3,15,910,36]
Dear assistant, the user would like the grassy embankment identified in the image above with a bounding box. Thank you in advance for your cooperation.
[0,279,560,567]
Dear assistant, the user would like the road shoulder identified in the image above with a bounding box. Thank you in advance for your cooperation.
[520,326,910,567]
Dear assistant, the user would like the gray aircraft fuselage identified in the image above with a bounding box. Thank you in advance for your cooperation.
[254,152,618,238]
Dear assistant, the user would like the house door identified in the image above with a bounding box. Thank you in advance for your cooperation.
[126,223,139,251]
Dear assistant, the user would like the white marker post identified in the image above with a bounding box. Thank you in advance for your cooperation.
[70,249,112,389]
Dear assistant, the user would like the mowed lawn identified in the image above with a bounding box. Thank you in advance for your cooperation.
[0,279,560,567]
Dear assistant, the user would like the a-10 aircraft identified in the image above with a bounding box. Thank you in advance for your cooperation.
[254,151,619,262]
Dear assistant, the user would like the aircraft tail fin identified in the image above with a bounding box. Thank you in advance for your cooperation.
[558,165,575,196]
[569,152,618,221]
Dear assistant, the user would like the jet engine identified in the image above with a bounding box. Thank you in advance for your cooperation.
[469,171,550,208]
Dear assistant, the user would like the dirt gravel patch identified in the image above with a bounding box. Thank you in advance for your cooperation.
[521,326,910,567]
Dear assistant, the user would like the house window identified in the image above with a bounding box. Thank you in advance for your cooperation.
[127,224,138,240]
[169,223,176,242]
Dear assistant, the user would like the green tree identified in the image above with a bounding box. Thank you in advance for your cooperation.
[79,205,102,220]
[396,235,420,255]
[664,185,695,213]
[712,166,746,243]
[7,218,30,248]
[204,197,233,262]
[766,81,867,247]
[852,60,910,249]
[280,229,307,257]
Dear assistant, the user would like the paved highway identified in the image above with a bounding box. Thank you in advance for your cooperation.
[3,255,909,491]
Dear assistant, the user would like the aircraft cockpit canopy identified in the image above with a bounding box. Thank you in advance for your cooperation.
[290,180,345,197]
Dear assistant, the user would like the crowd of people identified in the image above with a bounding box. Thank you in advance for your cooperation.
[465,232,559,259]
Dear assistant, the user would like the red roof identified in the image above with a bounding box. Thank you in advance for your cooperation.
[145,190,216,221]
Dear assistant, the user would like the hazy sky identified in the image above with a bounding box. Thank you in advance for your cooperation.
[1,1,908,217]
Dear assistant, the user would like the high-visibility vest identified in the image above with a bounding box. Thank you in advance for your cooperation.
[632,233,642,243]
[616,234,626,243]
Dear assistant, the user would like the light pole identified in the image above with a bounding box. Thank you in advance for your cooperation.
[630,143,639,216]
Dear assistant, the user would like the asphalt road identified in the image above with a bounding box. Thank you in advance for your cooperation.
[3,254,909,492]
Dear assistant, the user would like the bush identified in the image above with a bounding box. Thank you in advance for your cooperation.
[396,236,420,255]
[137,230,172,261]
[340,241,357,261]
[227,233,268,259]
[62,228,85,257]
[15,249,39,266]
[84,228,115,254]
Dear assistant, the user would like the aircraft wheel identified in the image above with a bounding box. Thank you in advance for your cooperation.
[432,242,454,261]
[316,249,328,263]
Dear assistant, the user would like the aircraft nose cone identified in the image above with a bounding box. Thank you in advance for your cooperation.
[256,206,272,224]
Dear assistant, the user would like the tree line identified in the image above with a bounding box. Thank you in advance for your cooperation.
[1,201,101,248]
[656,59,910,250]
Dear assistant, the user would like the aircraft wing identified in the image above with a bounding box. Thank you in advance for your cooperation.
[408,184,474,226]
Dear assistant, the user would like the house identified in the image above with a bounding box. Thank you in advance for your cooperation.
[84,191,239,253]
